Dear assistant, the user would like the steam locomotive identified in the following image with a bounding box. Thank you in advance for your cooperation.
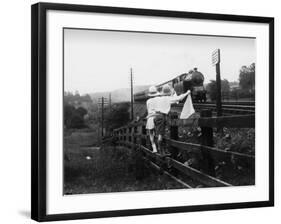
[134,68,207,102]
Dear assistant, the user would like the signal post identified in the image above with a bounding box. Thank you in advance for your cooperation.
[212,49,222,116]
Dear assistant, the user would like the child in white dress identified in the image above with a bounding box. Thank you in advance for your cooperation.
[146,86,160,153]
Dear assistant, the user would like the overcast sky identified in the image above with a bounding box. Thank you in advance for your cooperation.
[64,29,255,94]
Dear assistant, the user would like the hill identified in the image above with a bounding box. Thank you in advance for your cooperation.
[90,85,150,103]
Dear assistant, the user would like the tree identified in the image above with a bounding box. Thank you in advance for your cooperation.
[105,103,130,131]
[64,103,88,129]
[76,107,87,117]
[206,79,230,101]
[69,113,85,128]
[239,63,255,92]
[221,79,230,100]
[82,94,92,102]
[64,104,76,128]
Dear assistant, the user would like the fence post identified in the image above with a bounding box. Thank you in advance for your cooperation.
[116,130,119,146]
[124,127,127,144]
[141,124,147,147]
[169,112,179,158]
[200,109,216,176]
[118,130,121,146]
[133,126,137,149]
[118,130,121,145]
[164,112,179,173]
[123,128,126,146]
[128,127,132,144]
[137,125,142,146]
[135,124,145,180]
[122,129,124,145]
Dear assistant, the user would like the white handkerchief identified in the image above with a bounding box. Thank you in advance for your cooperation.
[180,94,195,119]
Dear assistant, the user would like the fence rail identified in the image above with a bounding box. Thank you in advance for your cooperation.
[115,114,255,131]
[111,110,255,188]
[166,139,254,161]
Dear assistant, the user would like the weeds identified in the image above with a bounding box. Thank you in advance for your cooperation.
[64,130,183,194]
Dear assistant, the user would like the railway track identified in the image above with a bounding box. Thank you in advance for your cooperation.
[172,101,255,115]
[193,103,255,115]
[134,101,255,116]
[201,101,255,106]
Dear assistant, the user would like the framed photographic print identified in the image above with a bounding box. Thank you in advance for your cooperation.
[31,2,274,222]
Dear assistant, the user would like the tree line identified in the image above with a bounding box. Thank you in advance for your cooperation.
[206,63,255,101]
[64,91,130,131]
[64,91,92,129]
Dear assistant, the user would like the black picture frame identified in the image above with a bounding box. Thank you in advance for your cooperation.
[31,2,274,222]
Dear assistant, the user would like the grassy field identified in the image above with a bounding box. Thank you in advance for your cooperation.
[64,129,184,195]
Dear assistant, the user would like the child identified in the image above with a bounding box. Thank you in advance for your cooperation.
[145,86,160,153]
[154,84,190,155]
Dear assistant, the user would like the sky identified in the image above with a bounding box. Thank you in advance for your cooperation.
[64,28,255,94]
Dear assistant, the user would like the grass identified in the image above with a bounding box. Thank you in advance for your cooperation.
[64,120,256,194]
[64,129,184,195]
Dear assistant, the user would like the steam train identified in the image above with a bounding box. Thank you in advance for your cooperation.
[134,68,207,102]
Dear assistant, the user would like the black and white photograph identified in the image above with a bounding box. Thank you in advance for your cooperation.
[0,0,278,223]
[63,28,256,195]
[30,3,274,221]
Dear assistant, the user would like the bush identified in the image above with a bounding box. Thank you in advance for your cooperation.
[105,102,130,130]
[206,79,230,101]
[64,104,88,129]
[230,89,255,100]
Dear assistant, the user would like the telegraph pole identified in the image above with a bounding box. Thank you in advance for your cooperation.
[109,93,111,111]
[101,97,104,137]
[130,68,134,121]
[216,62,222,116]
[98,96,108,137]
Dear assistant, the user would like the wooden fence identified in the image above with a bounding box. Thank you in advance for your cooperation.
[111,110,255,188]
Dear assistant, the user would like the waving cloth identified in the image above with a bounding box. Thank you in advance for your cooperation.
[180,94,195,119]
